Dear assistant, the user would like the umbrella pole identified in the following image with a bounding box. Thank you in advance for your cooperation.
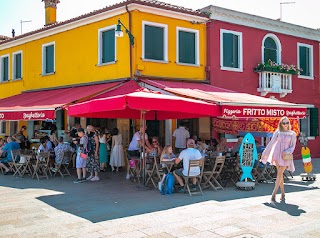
[141,110,146,186]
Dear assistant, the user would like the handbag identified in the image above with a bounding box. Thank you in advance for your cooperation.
[80,153,88,159]
[283,153,293,161]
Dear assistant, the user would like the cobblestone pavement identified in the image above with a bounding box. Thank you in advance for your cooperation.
[0,159,319,238]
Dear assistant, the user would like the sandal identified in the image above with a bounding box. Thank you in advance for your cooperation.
[280,194,286,201]
[271,194,276,202]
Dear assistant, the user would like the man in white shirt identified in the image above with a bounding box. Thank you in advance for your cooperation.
[173,123,190,154]
[173,139,202,192]
[126,125,152,179]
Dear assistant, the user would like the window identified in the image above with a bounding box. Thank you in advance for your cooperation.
[0,54,10,82]
[98,26,116,65]
[42,42,55,75]
[12,51,22,80]
[142,21,168,62]
[177,27,199,65]
[0,121,6,135]
[262,34,281,64]
[220,29,243,72]
[298,43,313,79]
[300,108,319,137]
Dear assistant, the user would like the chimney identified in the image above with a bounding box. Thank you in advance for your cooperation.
[42,0,60,26]
[12,29,15,38]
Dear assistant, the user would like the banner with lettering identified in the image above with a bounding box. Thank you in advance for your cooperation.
[212,117,300,136]
[221,105,306,119]
[0,110,55,121]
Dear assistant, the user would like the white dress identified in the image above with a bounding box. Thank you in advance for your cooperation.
[109,134,125,167]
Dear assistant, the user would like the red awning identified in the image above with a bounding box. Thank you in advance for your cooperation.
[140,79,307,118]
[0,82,121,121]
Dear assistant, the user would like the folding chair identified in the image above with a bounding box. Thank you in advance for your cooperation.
[202,156,225,191]
[125,150,141,183]
[54,151,72,177]
[10,149,26,177]
[183,159,204,196]
[32,152,51,180]
[145,156,157,188]
[256,162,275,183]
[221,155,241,187]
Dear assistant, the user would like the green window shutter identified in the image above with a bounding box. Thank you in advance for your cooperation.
[2,57,9,81]
[45,45,54,74]
[102,29,115,63]
[310,108,319,137]
[223,33,239,68]
[299,46,311,76]
[179,31,196,64]
[145,25,164,61]
[263,37,277,63]
[15,53,22,79]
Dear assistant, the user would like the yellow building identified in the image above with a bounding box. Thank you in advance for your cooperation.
[0,0,209,143]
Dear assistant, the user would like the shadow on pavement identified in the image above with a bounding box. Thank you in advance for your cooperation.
[263,201,306,216]
[0,166,318,223]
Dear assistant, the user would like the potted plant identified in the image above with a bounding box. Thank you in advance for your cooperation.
[254,59,302,75]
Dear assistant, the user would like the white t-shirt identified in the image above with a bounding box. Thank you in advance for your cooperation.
[173,127,190,148]
[179,148,202,176]
[128,131,148,151]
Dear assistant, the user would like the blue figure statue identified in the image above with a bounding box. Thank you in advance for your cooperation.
[239,133,258,181]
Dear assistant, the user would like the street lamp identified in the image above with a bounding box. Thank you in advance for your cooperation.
[115,19,134,46]
[280,2,295,21]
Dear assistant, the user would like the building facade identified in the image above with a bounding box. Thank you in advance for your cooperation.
[203,5,320,157]
[0,0,208,142]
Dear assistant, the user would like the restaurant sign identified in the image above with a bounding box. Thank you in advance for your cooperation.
[221,105,306,118]
[0,110,55,121]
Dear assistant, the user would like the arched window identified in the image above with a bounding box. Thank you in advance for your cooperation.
[262,34,281,64]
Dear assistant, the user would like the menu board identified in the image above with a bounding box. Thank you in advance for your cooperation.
[241,143,254,167]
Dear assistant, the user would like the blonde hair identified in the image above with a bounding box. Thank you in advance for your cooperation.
[277,116,292,131]
[160,145,173,161]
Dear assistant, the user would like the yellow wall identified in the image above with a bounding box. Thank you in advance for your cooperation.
[131,11,206,80]
[0,9,207,99]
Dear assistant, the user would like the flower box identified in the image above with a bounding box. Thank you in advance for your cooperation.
[254,59,301,75]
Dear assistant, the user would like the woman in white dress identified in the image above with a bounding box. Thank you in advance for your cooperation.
[109,128,125,172]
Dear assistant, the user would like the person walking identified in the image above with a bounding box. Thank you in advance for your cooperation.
[99,128,108,171]
[74,128,88,183]
[173,122,190,154]
[109,128,125,172]
[261,116,297,202]
[86,125,100,181]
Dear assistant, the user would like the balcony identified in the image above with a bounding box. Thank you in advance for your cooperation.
[257,71,292,98]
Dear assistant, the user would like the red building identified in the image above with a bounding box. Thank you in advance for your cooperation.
[203,6,320,157]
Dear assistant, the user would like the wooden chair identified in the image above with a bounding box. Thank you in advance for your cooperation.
[32,152,51,180]
[10,149,25,177]
[183,159,204,196]
[125,150,141,183]
[145,156,157,188]
[54,151,72,177]
[202,156,225,191]
[221,155,241,187]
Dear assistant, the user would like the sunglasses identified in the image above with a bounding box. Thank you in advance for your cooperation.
[152,141,158,143]
[282,122,290,125]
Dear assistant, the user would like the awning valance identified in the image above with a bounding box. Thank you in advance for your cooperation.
[0,81,121,121]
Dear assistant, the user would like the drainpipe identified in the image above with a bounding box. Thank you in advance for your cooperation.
[126,5,133,79]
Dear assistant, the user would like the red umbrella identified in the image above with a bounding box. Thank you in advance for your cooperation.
[67,87,221,186]
[68,88,221,119]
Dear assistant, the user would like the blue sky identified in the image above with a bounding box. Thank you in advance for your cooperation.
[0,0,319,37]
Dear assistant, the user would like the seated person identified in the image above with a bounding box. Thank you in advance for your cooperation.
[126,125,152,180]
[255,140,266,154]
[173,139,202,192]
[216,138,229,154]
[51,137,74,172]
[196,138,208,156]
[233,137,243,154]
[38,138,48,153]
[147,136,162,157]
[160,145,176,174]
[0,136,20,175]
